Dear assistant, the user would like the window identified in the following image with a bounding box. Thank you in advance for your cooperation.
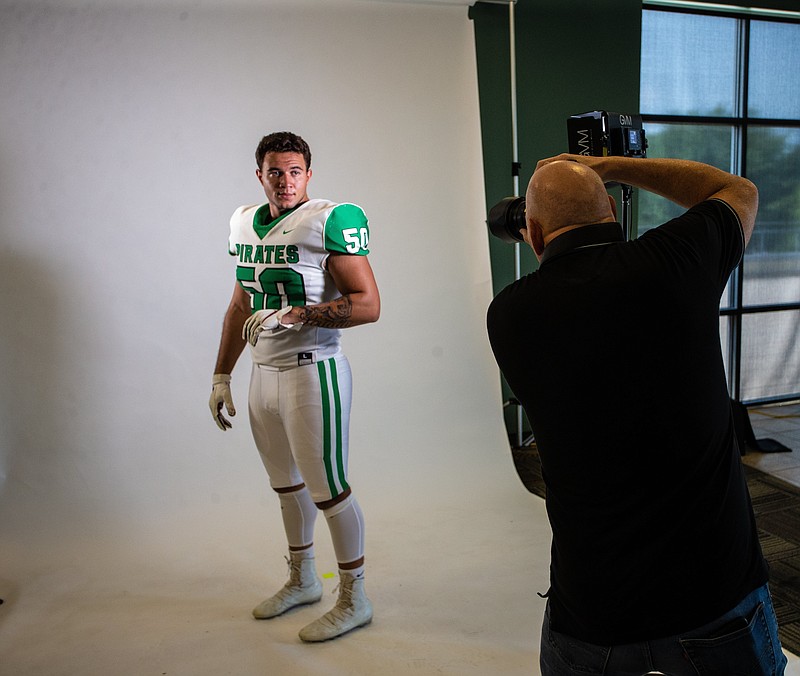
[640,6,800,404]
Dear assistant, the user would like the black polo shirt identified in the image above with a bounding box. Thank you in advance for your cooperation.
[487,199,767,644]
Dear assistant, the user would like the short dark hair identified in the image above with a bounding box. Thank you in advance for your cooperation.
[255,132,312,171]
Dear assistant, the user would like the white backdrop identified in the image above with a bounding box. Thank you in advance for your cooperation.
[0,0,513,572]
[0,2,545,673]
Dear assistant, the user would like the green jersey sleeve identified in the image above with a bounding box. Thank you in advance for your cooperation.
[324,203,370,256]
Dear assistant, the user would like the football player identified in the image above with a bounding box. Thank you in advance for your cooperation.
[209,131,380,642]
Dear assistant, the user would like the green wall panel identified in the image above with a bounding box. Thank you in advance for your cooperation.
[468,2,519,299]
[471,0,643,439]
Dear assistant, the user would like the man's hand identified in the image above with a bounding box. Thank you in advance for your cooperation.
[242,306,294,346]
[209,373,235,430]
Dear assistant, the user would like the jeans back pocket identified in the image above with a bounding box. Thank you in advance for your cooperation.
[679,602,781,675]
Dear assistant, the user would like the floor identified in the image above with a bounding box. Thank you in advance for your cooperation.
[0,449,552,676]
[2,402,798,676]
[743,400,800,486]
[743,401,800,674]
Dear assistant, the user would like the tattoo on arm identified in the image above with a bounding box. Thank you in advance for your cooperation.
[297,295,354,328]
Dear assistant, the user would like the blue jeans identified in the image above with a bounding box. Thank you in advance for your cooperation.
[540,583,787,675]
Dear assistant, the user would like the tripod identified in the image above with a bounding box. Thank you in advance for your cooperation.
[621,183,634,240]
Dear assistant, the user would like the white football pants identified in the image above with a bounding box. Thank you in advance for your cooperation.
[248,354,352,502]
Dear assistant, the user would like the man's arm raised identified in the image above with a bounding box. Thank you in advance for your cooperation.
[537,154,759,244]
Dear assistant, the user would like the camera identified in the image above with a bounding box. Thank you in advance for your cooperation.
[487,195,527,244]
[486,111,647,243]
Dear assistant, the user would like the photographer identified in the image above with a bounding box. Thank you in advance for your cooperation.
[487,154,786,675]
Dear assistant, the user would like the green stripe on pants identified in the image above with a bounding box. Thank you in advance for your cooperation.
[328,362,348,492]
[317,358,348,496]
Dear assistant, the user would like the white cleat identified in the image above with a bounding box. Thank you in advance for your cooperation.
[252,555,323,619]
[298,572,373,642]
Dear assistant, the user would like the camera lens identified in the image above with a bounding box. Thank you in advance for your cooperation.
[487,196,526,243]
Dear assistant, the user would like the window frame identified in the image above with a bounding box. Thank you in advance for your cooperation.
[641,4,800,405]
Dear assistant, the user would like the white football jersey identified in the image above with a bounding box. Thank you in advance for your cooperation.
[229,198,370,369]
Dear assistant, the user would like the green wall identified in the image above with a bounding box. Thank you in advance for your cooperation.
[470,0,642,439]
[470,0,642,293]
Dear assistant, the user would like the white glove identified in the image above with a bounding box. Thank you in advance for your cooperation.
[242,306,294,346]
[209,373,235,430]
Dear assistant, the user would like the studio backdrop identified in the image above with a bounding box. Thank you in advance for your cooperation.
[0,0,510,564]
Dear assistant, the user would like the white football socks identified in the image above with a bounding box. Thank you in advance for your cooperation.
[278,487,317,551]
[323,494,365,572]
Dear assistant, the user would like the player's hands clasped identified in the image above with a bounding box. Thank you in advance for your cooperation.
[242,306,294,346]
[210,373,235,430]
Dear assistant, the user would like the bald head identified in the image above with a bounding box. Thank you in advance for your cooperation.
[526,160,615,242]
